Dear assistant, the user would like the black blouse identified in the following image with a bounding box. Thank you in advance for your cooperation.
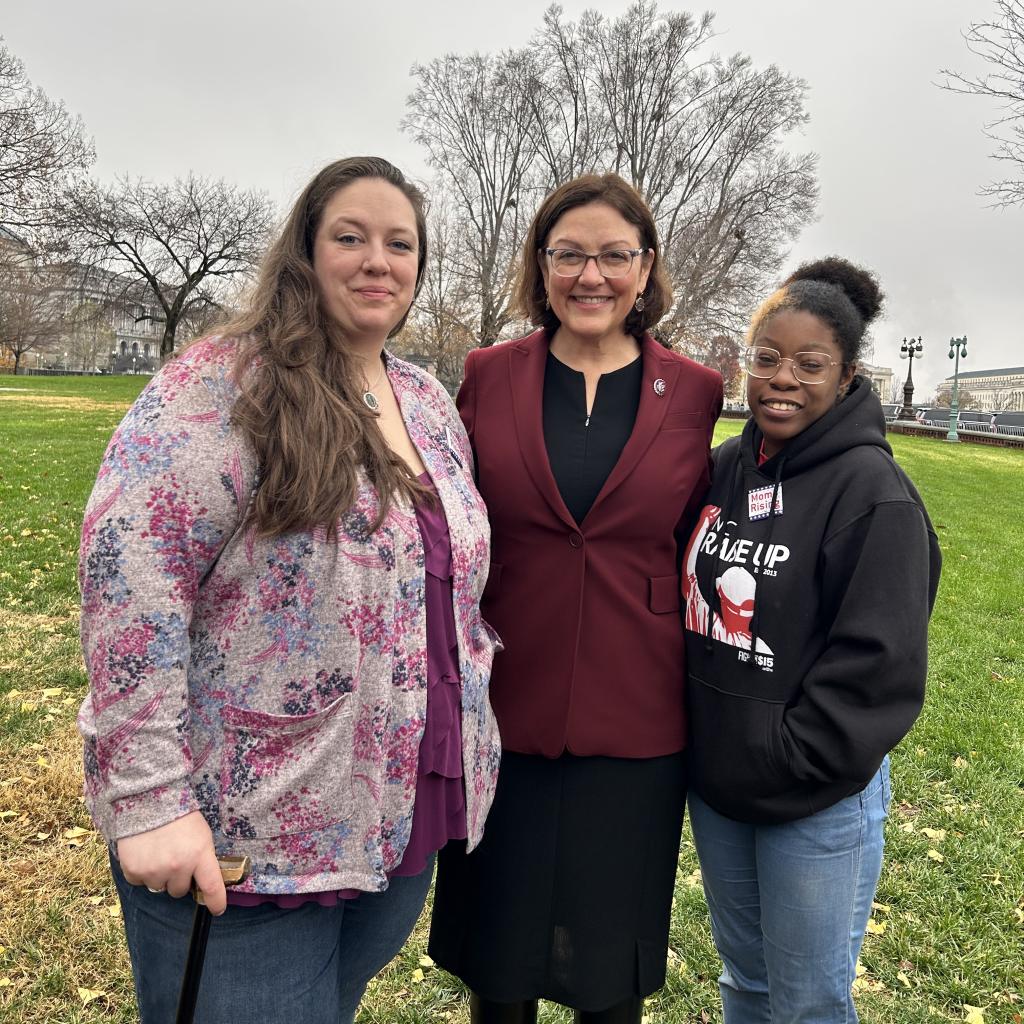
[542,350,642,525]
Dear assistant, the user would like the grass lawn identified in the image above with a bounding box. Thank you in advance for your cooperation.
[1,377,1021,1023]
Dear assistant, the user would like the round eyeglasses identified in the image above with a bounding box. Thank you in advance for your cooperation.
[543,247,650,278]
[743,345,841,385]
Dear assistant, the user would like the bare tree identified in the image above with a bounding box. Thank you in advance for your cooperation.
[395,202,480,392]
[403,1,817,355]
[934,387,977,408]
[940,0,1024,205]
[62,297,116,372]
[0,256,66,373]
[0,39,94,230]
[55,174,274,361]
[404,51,541,346]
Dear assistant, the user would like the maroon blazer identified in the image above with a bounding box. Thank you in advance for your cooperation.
[459,329,723,758]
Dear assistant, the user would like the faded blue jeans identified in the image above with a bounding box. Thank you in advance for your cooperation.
[111,853,434,1024]
[688,758,891,1024]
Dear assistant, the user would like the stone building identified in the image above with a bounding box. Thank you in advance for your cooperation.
[1,233,163,373]
[858,361,896,401]
[939,367,1024,411]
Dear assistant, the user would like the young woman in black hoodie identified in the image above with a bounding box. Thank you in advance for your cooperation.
[682,258,941,1023]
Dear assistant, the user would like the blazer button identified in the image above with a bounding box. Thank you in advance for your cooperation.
[569,532,584,549]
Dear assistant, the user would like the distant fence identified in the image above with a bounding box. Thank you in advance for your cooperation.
[888,421,1024,449]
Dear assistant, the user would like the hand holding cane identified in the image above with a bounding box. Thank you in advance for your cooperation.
[175,855,251,1024]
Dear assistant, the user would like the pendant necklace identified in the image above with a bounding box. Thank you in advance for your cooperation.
[361,358,386,412]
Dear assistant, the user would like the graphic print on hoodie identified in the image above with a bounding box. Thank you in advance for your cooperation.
[681,377,941,825]
[683,503,779,662]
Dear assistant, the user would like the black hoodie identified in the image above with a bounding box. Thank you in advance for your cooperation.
[682,377,941,824]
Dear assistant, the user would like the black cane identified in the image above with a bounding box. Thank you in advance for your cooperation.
[175,855,250,1024]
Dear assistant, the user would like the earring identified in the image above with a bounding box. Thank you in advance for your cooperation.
[634,294,645,313]
[545,294,550,310]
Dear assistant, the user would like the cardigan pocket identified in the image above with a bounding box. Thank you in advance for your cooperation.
[218,695,356,840]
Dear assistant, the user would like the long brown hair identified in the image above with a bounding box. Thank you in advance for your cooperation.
[226,157,429,536]
[515,173,672,338]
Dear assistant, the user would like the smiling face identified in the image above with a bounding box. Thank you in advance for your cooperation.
[747,308,855,458]
[311,178,419,347]
[539,201,652,347]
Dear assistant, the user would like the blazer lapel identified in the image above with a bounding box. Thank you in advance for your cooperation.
[509,331,578,530]
[582,334,679,525]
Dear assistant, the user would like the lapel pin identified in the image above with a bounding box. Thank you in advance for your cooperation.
[653,378,666,397]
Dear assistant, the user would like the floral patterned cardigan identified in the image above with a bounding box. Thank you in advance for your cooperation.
[78,336,502,895]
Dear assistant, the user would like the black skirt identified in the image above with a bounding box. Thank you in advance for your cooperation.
[428,750,687,1012]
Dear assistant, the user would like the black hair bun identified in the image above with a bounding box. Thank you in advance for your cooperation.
[783,257,883,325]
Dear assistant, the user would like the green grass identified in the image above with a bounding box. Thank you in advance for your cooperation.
[1,378,1022,1023]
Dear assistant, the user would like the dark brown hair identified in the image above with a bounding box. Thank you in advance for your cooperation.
[226,156,430,536]
[515,173,672,338]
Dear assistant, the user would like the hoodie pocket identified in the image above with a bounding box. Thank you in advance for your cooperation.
[688,674,791,806]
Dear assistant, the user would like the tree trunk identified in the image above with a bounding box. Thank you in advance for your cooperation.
[160,319,178,364]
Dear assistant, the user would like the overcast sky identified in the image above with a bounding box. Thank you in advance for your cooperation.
[5,0,1022,396]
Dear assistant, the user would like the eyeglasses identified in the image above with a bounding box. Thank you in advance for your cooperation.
[542,247,649,278]
[743,345,841,385]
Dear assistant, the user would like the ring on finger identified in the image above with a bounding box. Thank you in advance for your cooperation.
[146,885,165,894]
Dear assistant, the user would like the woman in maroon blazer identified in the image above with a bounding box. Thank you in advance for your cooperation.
[429,174,722,1024]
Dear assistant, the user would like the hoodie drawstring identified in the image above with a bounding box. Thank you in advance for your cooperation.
[746,454,786,665]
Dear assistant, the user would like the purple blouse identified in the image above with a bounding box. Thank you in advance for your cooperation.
[228,475,467,907]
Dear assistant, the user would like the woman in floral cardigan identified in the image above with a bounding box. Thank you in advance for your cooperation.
[78,157,501,1023]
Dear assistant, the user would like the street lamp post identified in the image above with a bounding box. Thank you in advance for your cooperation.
[946,336,968,443]
[898,336,923,419]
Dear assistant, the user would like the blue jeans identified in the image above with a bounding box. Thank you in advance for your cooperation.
[111,853,435,1024]
[688,759,891,1024]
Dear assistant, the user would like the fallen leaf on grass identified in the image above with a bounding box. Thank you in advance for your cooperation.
[964,1005,985,1023]
[865,918,887,935]
[0,978,12,988]
[108,905,120,918]
[64,826,94,847]
[418,955,434,968]
[927,849,945,863]
[40,687,62,698]
[953,756,969,769]
[897,971,913,988]
[77,987,106,1005]
[871,901,890,913]
[921,827,947,841]
[410,968,425,984]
